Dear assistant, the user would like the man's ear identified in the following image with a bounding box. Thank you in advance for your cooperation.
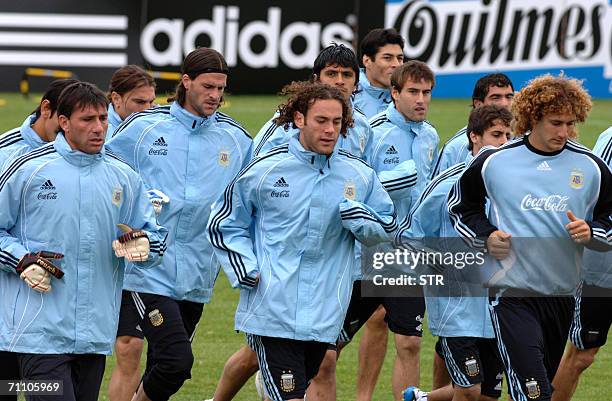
[362,55,372,68]
[110,91,122,109]
[469,131,479,147]
[391,87,400,103]
[39,99,52,119]
[294,111,305,129]
[181,74,191,91]
[58,115,69,133]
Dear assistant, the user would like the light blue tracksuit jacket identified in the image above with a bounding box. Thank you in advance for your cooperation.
[208,134,397,343]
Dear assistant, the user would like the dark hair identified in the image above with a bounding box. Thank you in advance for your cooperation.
[108,65,155,101]
[390,60,435,91]
[472,73,514,107]
[169,48,228,105]
[466,105,513,150]
[360,28,405,61]
[57,82,108,119]
[312,43,360,86]
[33,78,80,119]
[274,81,353,136]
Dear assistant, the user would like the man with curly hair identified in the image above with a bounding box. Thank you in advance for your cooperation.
[208,82,397,401]
[448,74,612,401]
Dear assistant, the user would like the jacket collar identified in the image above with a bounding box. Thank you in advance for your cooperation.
[170,102,211,131]
[108,104,123,130]
[53,133,104,167]
[288,132,335,173]
[19,114,46,149]
[386,103,424,135]
[358,68,392,103]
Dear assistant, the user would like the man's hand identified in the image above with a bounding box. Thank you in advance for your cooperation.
[566,210,591,244]
[16,251,64,293]
[112,224,150,262]
[487,230,512,260]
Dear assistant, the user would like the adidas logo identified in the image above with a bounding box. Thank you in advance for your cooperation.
[152,137,168,147]
[537,161,552,171]
[40,179,55,190]
[273,177,289,187]
[386,145,398,155]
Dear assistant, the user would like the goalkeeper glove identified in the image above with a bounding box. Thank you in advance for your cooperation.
[112,224,150,262]
[146,189,170,216]
[16,251,64,293]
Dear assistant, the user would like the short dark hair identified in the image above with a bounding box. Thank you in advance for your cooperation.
[169,48,228,105]
[33,78,80,119]
[108,65,155,101]
[390,60,435,92]
[360,28,405,61]
[466,105,513,150]
[472,73,514,107]
[274,81,353,136]
[57,82,108,119]
[312,43,360,86]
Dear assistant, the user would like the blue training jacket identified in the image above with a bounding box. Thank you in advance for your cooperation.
[0,134,166,355]
[352,69,393,119]
[105,104,123,143]
[398,158,494,338]
[431,126,469,179]
[107,102,253,304]
[369,104,439,221]
[0,115,46,172]
[208,134,397,343]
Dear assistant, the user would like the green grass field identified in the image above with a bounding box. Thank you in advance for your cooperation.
[0,93,610,400]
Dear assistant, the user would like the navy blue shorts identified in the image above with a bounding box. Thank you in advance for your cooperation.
[489,295,573,401]
[439,337,503,397]
[247,334,328,401]
[569,283,612,350]
[339,280,424,343]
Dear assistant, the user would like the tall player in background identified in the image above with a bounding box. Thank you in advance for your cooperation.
[107,48,252,401]
[551,126,612,401]
[352,28,411,401]
[353,28,405,118]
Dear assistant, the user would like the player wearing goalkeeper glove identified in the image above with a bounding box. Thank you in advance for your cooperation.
[0,82,166,401]
[0,78,78,400]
